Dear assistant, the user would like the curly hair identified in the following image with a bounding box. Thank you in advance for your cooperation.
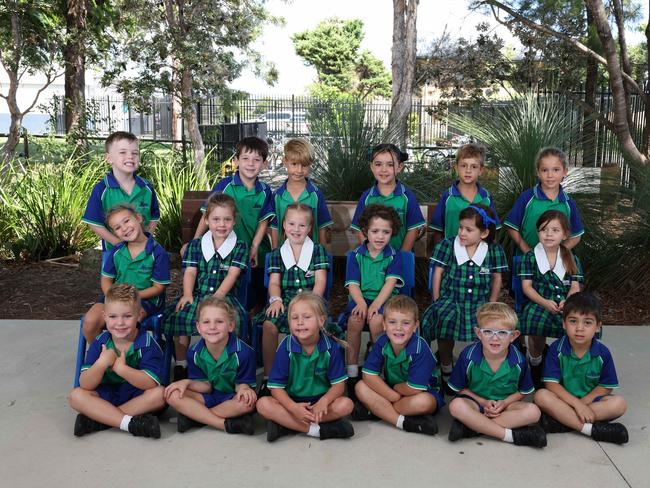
[358,204,401,237]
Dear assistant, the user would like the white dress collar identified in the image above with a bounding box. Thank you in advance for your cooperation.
[534,242,566,280]
[201,230,237,262]
[454,236,488,266]
[280,236,314,272]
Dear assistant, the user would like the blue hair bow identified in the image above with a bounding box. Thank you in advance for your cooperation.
[468,205,497,228]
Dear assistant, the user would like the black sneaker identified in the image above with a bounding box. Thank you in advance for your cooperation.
[73,413,110,437]
[319,419,355,440]
[224,414,255,435]
[257,380,271,398]
[347,376,360,402]
[448,419,479,442]
[539,413,571,433]
[128,414,161,438]
[177,412,203,433]
[512,425,547,448]
[351,400,377,421]
[591,422,629,444]
[266,420,294,443]
[173,365,188,382]
[402,415,438,436]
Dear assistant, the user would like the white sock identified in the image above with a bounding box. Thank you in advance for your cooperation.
[307,423,321,438]
[347,364,359,377]
[503,428,514,443]
[396,415,405,430]
[441,363,453,375]
[581,423,593,436]
[120,415,133,432]
[528,353,542,366]
[263,375,269,381]
[176,359,187,368]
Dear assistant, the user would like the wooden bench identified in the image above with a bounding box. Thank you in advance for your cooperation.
[182,191,436,257]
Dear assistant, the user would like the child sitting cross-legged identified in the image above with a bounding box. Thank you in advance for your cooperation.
[69,283,166,438]
[534,292,628,444]
[353,295,443,436]
[447,302,546,448]
[165,296,257,435]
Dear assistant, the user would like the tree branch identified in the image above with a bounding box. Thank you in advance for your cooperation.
[21,69,64,116]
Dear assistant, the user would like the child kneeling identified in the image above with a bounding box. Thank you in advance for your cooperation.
[354,295,443,435]
[69,283,165,438]
[165,297,257,435]
[447,302,546,447]
[534,292,628,444]
[256,292,354,442]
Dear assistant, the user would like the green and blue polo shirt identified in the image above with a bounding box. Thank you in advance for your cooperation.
[543,336,619,398]
[268,333,347,401]
[448,342,535,400]
[83,171,160,250]
[344,243,404,301]
[351,181,425,250]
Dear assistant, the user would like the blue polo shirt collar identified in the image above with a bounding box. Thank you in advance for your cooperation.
[558,335,600,357]
[404,333,421,356]
[232,171,264,193]
[468,341,520,368]
[288,332,331,354]
[195,333,239,360]
[369,180,406,197]
[277,177,318,195]
[97,327,150,350]
[450,180,490,198]
[105,171,147,189]
[533,183,568,202]
[357,242,396,259]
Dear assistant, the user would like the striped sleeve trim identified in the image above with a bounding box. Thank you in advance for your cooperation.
[267,381,286,389]
[101,271,116,279]
[598,383,619,389]
[519,385,535,395]
[570,229,585,238]
[406,222,426,231]
[386,274,405,287]
[330,374,348,385]
[344,279,361,288]
[361,367,380,376]
[143,369,161,385]
[258,211,274,222]
[503,220,520,231]
[318,219,334,229]
[82,217,106,227]
[542,377,560,383]
[350,223,361,231]
[446,381,462,392]
[152,278,171,285]
[406,381,428,391]
[428,223,443,231]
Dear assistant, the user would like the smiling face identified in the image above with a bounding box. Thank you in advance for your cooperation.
[196,304,235,345]
[365,216,393,253]
[537,218,568,250]
[284,156,309,182]
[537,155,568,192]
[383,309,418,350]
[288,300,324,344]
[455,157,483,185]
[108,209,143,242]
[104,299,140,341]
[283,208,312,245]
[474,317,519,357]
[235,148,266,182]
[205,204,235,240]
[370,150,402,186]
[106,138,140,176]
[457,217,489,247]
[563,311,601,349]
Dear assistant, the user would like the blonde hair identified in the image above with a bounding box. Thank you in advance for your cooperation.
[476,302,518,330]
[287,292,348,348]
[383,295,419,322]
[105,283,141,309]
[196,296,237,324]
[284,138,314,166]
[204,193,237,220]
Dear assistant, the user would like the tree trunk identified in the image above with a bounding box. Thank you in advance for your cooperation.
[582,57,598,167]
[180,69,205,175]
[585,0,647,165]
[64,0,87,139]
[387,0,418,148]
[642,20,650,155]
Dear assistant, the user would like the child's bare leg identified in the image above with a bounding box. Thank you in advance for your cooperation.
[527,335,546,358]
[256,396,309,432]
[490,401,541,429]
[174,336,190,362]
[346,315,364,365]
[319,397,354,422]
[262,321,279,376]
[368,315,384,342]
[437,339,454,368]
[118,386,166,415]
[168,390,254,430]
[355,379,400,425]
[534,389,583,430]
[394,392,438,416]
[69,388,129,428]
[448,397,506,440]
[82,304,105,342]
[589,395,627,421]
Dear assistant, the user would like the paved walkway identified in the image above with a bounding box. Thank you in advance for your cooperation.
[1,320,648,488]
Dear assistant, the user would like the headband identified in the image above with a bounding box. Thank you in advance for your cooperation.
[468,205,497,228]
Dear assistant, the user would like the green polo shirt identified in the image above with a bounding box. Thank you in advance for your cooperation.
[344,243,404,300]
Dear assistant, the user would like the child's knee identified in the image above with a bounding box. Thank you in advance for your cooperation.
[607,395,627,416]
[256,396,274,416]
[448,397,471,417]
[147,385,166,407]
[521,402,542,422]
[332,396,354,416]
[166,389,183,407]
[412,392,437,413]
[534,388,555,407]
[263,321,278,337]
[347,316,363,332]
[69,387,87,409]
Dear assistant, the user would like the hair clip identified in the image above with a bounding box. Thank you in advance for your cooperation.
[468,205,497,227]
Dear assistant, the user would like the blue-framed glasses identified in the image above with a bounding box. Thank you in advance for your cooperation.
[479,328,514,340]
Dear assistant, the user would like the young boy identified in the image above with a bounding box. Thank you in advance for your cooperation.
[165,296,257,435]
[354,295,442,435]
[83,131,160,251]
[351,143,425,251]
[268,138,332,248]
[69,283,165,438]
[447,302,546,447]
[534,292,628,444]
[429,143,499,247]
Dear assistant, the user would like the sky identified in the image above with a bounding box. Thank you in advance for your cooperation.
[232,0,511,95]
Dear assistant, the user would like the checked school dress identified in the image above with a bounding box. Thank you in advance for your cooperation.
[162,231,249,337]
[254,237,329,334]
[421,237,508,342]
[518,243,583,338]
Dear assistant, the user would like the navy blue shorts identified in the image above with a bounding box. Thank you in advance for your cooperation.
[96,382,144,406]
[202,390,236,409]
[341,299,385,326]
[425,389,445,409]
[453,393,484,414]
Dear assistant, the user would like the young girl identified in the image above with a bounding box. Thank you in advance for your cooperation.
[421,204,508,381]
[82,204,170,342]
[256,292,354,442]
[518,210,583,381]
[257,202,330,384]
[505,147,584,253]
[350,143,425,251]
[344,204,404,387]
[164,296,257,435]
[162,194,249,380]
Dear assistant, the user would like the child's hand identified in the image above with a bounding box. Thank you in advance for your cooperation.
[98,344,118,368]
[351,302,368,321]
[235,386,257,408]
[367,302,382,321]
[165,379,192,400]
[558,300,566,311]
[309,398,329,424]
[179,243,188,258]
[176,295,194,312]
[573,402,596,424]
[290,402,316,424]
[111,348,128,376]
[266,300,284,318]
[543,299,561,314]
[250,244,259,268]
[484,400,506,418]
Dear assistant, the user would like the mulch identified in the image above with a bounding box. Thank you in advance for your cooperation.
[0,259,648,325]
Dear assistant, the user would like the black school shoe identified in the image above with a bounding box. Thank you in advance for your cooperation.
[266,420,295,443]
[225,414,255,435]
[257,380,271,398]
[403,415,438,436]
[177,412,204,433]
[539,412,571,433]
[128,414,161,438]
[591,422,629,444]
[173,365,188,382]
[351,400,380,421]
[347,376,360,402]
[448,419,479,442]
[319,419,355,440]
[73,413,110,437]
[512,425,547,448]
